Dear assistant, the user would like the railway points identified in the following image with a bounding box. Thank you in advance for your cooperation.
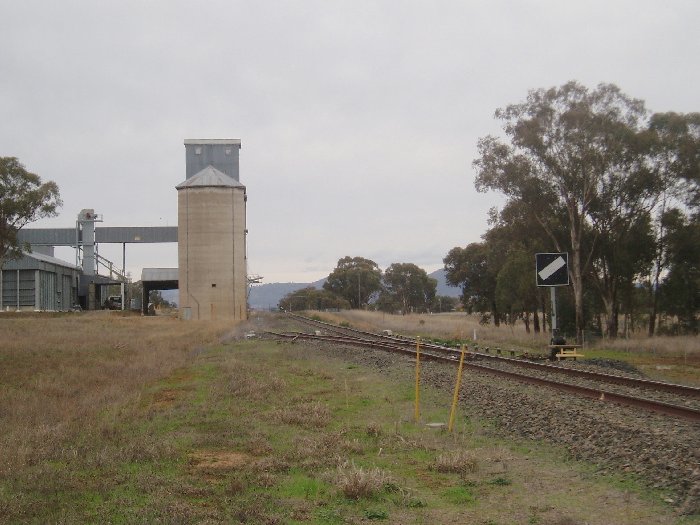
[271,313,700,422]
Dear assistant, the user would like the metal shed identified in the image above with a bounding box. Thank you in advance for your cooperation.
[1,252,80,311]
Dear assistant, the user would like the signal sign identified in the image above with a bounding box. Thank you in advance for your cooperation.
[536,253,569,287]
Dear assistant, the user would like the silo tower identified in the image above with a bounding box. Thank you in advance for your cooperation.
[184,139,241,181]
[178,139,247,320]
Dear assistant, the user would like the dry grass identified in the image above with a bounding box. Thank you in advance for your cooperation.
[595,334,700,357]
[0,312,234,477]
[332,461,392,500]
[273,401,331,428]
[432,449,480,476]
[219,364,288,401]
[285,431,348,470]
[319,310,550,348]
[366,421,382,438]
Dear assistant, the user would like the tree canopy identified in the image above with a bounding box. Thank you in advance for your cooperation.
[472,81,685,340]
[444,243,500,323]
[378,263,436,314]
[279,287,351,312]
[323,256,383,309]
[0,157,62,266]
[452,82,700,338]
[282,258,445,314]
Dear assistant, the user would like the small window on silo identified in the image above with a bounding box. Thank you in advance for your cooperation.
[195,146,202,155]
[211,283,216,288]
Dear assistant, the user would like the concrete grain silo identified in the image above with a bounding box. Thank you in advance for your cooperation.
[177,161,247,321]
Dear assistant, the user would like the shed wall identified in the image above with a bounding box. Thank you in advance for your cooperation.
[1,265,78,311]
[1,270,34,310]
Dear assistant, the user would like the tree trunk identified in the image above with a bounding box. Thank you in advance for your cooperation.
[533,307,540,333]
[649,196,667,336]
[602,283,619,339]
[602,298,613,338]
[524,312,531,334]
[649,266,662,336]
[570,231,585,343]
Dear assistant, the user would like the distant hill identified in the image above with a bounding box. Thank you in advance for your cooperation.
[248,282,314,310]
[431,268,461,298]
[247,270,459,310]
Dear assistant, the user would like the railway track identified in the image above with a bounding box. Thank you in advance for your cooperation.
[269,313,700,423]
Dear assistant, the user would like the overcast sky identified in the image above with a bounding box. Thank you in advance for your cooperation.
[2,1,698,283]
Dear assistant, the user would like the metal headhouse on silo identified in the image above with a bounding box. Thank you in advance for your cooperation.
[177,139,247,320]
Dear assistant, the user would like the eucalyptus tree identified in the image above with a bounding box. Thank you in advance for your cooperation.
[494,249,541,332]
[482,199,565,332]
[649,112,700,211]
[646,112,700,334]
[279,287,350,312]
[660,210,700,333]
[380,263,436,314]
[444,242,502,325]
[0,157,61,267]
[323,256,382,309]
[473,82,653,341]
[589,211,655,336]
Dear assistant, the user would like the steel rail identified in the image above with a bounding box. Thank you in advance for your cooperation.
[268,329,700,423]
[463,351,700,398]
[286,313,700,399]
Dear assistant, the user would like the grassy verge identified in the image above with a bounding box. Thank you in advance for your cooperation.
[576,347,700,385]
[1,315,696,523]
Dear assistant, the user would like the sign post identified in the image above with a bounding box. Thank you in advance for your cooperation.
[414,336,421,423]
[536,253,569,332]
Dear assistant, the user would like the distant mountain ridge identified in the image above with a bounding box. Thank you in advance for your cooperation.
[247,279,324,310]
[248,269,460,310]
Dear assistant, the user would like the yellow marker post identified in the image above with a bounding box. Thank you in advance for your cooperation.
[448,344,467,432]
[414,336,421,422]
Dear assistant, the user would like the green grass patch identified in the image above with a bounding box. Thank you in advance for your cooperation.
[442,484,476,505]
[489,476,512,486]
[364,507,389,520]
[279,470,331,499]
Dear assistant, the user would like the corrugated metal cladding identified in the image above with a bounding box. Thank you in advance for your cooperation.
[141,268,178,281]
[17,228,77,245]
[1,270,35,309]
[185,140,241,181]
[39,272,55,309]
[1,253,79,311]
[19,226,179,245]
[2,270,34,309]
[96,227,178,243]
